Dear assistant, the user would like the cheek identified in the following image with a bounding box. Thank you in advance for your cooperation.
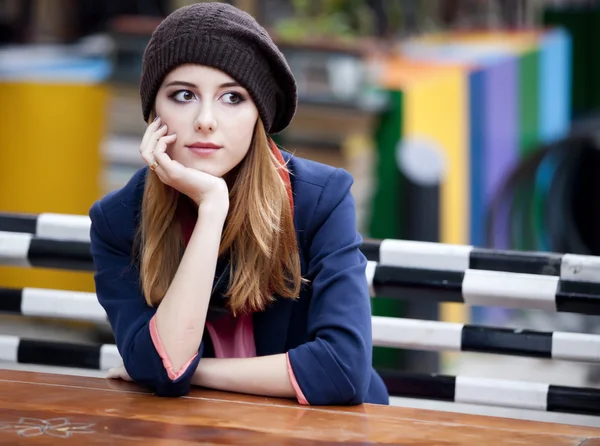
[167,137,186,162]
[223,110,257,146]
[153,95,170,119]
[154,97,190,129]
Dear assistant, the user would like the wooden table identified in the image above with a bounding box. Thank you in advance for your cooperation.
[0,370,599,445]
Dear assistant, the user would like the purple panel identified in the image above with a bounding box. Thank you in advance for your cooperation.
[483,57,518,249]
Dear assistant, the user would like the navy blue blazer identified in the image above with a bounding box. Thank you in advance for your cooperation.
[89,150,389,406]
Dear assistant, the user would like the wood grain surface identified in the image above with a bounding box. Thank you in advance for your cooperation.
[0,369,598,445]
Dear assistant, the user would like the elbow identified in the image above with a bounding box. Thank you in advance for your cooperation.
[123,360,194,398]
[154,379,193,397]
[290,339,371,406]
[333,361,370,406]
[320,364,370,406]
[119,328,202,398]
[325,339,371,405]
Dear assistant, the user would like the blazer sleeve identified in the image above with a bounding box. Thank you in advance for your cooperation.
[287,168,373,405]
[89,199,203,397]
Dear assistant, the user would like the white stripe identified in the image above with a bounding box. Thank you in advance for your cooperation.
[372,316,462,351]
[0,231,32,267]
[0,335,19,362]
[21,288,107,323]
[36,213,91,242]
[99,344,121,371]
[365,261,377,297]
[379,239,472,271]
[552,332,600,363]
[560,253,600,283]
[455,376,549,411]
[462,270,558,311]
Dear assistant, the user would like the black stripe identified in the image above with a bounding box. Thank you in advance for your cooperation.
[27,238,93,271]
[372,266,464,302]
[377,369,455,401]
[0,213,37,234]
[461,325,552,358]
[17,339,101,370]
[547,385,600,415]
[555,280,600,315]
[360,239,381,261]
[0,288,22,314]
[469,248,563,276]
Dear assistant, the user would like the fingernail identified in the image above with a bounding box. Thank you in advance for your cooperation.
[153,116,160,122]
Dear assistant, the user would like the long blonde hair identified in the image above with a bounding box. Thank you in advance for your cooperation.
[135,118,302,315]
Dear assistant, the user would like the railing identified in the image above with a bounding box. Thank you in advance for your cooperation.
[0,211,599,416]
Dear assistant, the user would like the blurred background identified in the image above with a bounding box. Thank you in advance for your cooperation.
[1,0,600,421]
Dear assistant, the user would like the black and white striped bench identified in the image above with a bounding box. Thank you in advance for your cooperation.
[0,211,599,417]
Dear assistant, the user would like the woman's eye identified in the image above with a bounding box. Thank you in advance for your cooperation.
[172,90,196,102]
[222,92,244,105]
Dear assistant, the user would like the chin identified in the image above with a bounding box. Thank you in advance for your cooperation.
[186,160,229,178]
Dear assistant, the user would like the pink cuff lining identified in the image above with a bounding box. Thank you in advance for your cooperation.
[149,315,197,381]
[286,352,309,405]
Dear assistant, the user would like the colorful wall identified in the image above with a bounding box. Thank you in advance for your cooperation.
[397,29,572,250]
[368,28,572,329]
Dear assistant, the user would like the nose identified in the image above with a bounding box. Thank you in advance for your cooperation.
[193,101,217,132]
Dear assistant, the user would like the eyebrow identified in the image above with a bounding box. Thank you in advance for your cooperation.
[164,80,241,89]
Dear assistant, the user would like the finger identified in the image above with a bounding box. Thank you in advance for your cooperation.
[152,134,178,179]
[154,133,176,155]
[145,124,168,159]
[154,133,177,160]
[107,367,132,381]
[141,124,169,167]
[140,116,162,153]
[106,367,121,379]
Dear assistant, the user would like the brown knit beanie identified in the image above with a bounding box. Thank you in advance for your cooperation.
[140,2,297,134]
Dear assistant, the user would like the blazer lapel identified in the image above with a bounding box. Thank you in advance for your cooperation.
[253,296,295,356]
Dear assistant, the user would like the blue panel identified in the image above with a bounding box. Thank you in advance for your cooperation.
[469,69,485,247]
[539,28,572,143]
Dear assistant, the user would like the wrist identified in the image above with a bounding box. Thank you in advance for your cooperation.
[191,362,205,387]
[197,196,229,218]
[192,358,216,388]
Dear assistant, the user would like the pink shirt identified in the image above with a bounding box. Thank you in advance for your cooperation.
[205,313,256,358]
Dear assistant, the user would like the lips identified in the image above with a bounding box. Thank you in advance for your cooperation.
[187,142,221,149]
[186,142,222,157]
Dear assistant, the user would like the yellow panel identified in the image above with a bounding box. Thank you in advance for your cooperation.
[0,81,108,292]
[375,57,471,324]
[403,67,469,246]
[0,267,95,293]
[401,65,470,325]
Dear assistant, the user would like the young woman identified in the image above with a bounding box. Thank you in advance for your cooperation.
[90,2,389,406]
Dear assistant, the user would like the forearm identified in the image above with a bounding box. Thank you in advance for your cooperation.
[155,203,226,371]
[191,354,296,399]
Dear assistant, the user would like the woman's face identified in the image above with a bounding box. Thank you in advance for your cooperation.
[154,64,259,178]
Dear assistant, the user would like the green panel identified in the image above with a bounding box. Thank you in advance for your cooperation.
[515,48,541,250]
[368,89,407,370]
[518,49,540,157]
[590,8,600,112]
[543,8,589,116]
[369,90,404,240]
